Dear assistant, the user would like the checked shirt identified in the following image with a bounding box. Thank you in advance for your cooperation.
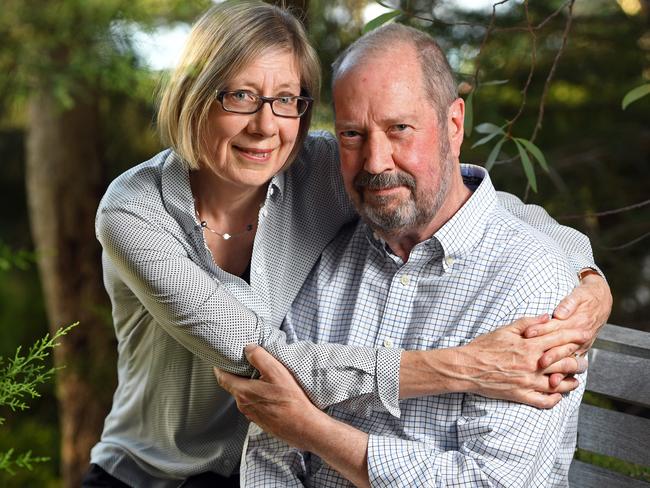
[243,165,585,488]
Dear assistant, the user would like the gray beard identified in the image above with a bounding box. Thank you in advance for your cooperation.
[354,149,453,233]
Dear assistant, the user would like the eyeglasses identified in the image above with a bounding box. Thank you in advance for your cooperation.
[216,90,312,118]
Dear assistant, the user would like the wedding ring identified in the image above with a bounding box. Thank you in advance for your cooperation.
[574,353,588,374]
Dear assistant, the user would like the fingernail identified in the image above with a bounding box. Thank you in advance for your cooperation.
[528,329,538,338]
[213,367,221,381]
[557,305,569,315]
[244,344,257,357]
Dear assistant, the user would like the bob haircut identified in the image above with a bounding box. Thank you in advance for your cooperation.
[157,1,321,169]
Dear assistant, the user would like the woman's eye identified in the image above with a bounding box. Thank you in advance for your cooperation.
[277,96,295,105]
[232,91,250,101]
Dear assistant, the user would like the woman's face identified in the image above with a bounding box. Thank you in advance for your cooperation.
[201,49,302,190]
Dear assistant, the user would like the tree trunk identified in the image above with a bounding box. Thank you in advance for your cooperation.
[25,91,115,488]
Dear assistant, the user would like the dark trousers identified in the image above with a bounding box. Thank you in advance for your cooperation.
[81,463,239,488]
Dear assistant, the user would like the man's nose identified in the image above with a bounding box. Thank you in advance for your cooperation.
[363,132,394,174]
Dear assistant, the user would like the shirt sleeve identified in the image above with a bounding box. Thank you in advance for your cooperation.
[366,254,585,487]
[241,423,308,487]
[96,200,401,414]
[496,190,601,275]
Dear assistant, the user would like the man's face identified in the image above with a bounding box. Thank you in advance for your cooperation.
[333,47,458,234]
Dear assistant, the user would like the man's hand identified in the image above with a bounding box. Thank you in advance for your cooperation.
[214,344,324,450]
[455,314,584,408]
[523,272,612,365]
[217,345,372,488]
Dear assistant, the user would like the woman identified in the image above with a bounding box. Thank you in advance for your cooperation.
[85,2,600,487]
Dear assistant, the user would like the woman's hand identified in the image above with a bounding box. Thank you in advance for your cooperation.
[524,272,612,363]
[454,314,585,408]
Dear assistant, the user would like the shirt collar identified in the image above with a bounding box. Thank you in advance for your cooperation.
[433,164,497,271]
[161,150,285,235]
[364,164,496,271]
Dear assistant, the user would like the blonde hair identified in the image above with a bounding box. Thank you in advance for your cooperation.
[157,1,320,169]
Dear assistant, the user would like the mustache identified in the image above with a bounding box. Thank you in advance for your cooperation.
[354,171,416,191]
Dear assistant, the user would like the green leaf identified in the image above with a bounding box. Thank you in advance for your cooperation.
[474,122,505,135]
[464,91,474,137]
[480,79,509,87]
[622,83,650,110]
[515,138,549,172]
[472,129,502,149]
[514,139,537,192]
[53,83,75,111]
[363,10,401,34]
[485,137,505,171]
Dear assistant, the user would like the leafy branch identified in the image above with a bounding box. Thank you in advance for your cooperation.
[472,123,548,192]
[0,322,78,475]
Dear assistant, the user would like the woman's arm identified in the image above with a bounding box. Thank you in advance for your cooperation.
[96,199,401,414]
[497,191,612,357]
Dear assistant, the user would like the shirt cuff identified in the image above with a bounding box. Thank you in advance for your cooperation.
[568,253,605,282]
[376,347,402,418]
[367,434,428,487]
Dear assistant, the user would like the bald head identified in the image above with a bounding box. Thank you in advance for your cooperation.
[331,24,457,122]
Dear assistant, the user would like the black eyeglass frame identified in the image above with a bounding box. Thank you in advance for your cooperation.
[216,90,313,118]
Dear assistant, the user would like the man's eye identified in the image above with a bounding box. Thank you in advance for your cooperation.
[393,124,409,131]
[340,130,360,138]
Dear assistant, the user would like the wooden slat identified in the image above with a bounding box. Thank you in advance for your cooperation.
[596,324,650,359]
[586,348,650,406]
[569,460,650,488]
[577,404,650,467]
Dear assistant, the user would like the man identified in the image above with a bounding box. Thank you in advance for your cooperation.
[218,25,600,487]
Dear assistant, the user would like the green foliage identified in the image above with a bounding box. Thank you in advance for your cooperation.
[0,323,77,476]
[363,9,401,33]
[0,450,50,477]
[0,0,210,108]
[471,123,548,191]
[0,418,60,487]
[0,242,35,273]
[622,83,650,110]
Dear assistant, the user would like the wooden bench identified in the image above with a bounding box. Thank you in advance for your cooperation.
[569,323,650,487]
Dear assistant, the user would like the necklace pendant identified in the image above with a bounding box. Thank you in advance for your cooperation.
[222,233,231,240]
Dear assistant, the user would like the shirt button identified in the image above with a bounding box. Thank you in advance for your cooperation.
[254,266,263,275]
[445,256,455,267]
[269,187,275,196]
[383,338,394,348]
[400,274,410,286]
[260,208,268,217]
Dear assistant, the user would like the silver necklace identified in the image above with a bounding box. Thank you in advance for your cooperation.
[194,206,254,241]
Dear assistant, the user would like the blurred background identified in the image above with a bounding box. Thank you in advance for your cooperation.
[0,0,648,486]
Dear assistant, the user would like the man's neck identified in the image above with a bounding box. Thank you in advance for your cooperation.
[378,176,472,262]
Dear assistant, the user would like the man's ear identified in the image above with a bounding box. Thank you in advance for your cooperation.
[447,97,465,159]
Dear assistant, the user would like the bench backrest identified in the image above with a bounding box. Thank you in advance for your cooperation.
[569,323,650,487]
